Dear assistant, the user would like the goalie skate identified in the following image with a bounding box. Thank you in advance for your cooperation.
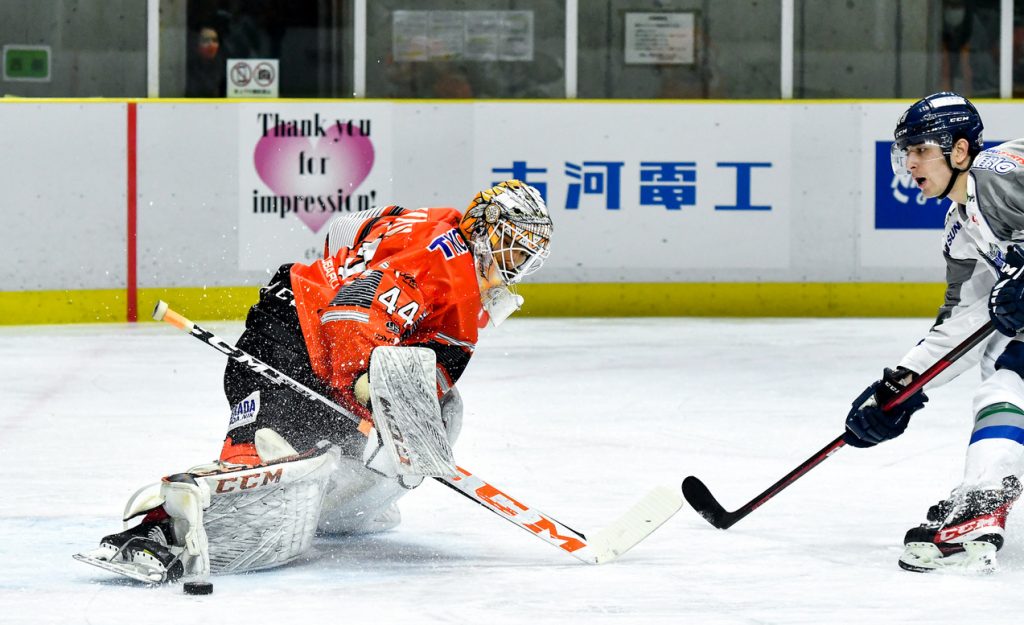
[898,476,1021,573]
[74,519,184,584]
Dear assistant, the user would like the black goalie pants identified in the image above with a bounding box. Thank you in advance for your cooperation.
[222,264,362,456]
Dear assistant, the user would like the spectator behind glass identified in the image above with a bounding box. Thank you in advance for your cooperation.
[431,63,474,98]
[186,26,226,97]
[940,0,1000,97]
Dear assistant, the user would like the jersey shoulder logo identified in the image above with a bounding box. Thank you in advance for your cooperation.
[428,229,470,260]
[972,150,1021,175]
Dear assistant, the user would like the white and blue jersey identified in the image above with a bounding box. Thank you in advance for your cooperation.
[897,139,1024,487]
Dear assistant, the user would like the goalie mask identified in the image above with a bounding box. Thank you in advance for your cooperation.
[460,180,553,290]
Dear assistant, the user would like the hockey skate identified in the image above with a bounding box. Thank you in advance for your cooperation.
[74,515,185,584]
[899,475,1021,573]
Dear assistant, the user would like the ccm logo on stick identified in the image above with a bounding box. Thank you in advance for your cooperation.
[471,478,586,552]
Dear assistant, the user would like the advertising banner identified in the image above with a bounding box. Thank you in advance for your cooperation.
[237,103,392,270]
[472,103,791,276]
[8,99,1024,297]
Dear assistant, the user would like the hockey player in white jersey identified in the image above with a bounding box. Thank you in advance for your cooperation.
[843,92,1024,572]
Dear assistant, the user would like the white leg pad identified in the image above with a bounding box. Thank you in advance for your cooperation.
[121,482,165,524]
[161,478,211,577]
[317,456,411,535]
[191,445,340,573]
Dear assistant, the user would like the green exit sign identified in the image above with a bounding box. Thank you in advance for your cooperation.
[3,45,51,82]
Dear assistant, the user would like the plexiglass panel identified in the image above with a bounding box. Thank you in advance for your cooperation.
[795,0,1002,99]
[0,0,146,97]
[365,0,566,99]
[577,0,780,99]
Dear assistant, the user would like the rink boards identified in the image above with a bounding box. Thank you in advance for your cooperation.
[2,98,1022,323]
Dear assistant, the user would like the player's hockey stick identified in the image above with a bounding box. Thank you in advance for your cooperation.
[683,320,996,530]
[152,300,681,563]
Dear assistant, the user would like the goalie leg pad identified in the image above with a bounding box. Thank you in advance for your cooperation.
[318,456,411,535]
[161,475,212,577]
[79,441,341,582]
[321,390,465,536]
[193,443,340,573]
[440,386,463,445]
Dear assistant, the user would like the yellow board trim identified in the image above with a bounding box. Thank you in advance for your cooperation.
[0,283,945,325]
[0,287,258,325]
[0,289,129,325]
[516,283,945,317]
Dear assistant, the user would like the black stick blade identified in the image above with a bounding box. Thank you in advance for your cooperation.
[682,476,734,529]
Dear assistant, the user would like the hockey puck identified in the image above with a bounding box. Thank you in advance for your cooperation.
[183,581,214,595]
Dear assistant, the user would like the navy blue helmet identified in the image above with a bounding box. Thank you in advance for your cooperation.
[891,92,984,174]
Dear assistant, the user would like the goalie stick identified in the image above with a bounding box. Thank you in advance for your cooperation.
[683,320,996,530]
[152,300,681,563]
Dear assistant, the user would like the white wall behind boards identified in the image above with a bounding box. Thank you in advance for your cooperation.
[3,99,1023,293]
[0,103,126,290]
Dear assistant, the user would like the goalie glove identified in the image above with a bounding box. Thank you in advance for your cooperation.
[843,367,928,448]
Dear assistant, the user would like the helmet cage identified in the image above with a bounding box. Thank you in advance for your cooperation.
[473,218,551,288]
[462,180,553,289]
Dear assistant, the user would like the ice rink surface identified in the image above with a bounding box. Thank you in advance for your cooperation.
[2,317,1023,625]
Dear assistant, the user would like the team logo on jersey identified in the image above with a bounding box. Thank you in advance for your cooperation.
[320,257,340,290]
[972,151,1019,175]
[228,391,261,431]
[428,229,470,259]
[398,272,419,290]
[985,243,1009,270]
[943,220,962,254]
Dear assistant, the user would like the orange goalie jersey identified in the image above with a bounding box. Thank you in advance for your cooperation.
[290,206,482,421]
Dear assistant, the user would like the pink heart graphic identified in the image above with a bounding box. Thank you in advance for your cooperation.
[254,122,375,232]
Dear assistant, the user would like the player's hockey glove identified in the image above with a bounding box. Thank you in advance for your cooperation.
[843,367,928,448]
[990,245,1024,337]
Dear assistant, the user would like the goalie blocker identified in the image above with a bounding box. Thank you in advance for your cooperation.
[361,346,458,480]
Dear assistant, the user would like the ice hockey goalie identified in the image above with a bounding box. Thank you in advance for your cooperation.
[74,181,553,583]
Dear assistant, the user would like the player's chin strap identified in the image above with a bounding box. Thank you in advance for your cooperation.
[937,151,974,200]
[936,166,963,200]
[481,286,523,327]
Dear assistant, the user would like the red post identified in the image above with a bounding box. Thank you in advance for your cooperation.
[126,102,138,322]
